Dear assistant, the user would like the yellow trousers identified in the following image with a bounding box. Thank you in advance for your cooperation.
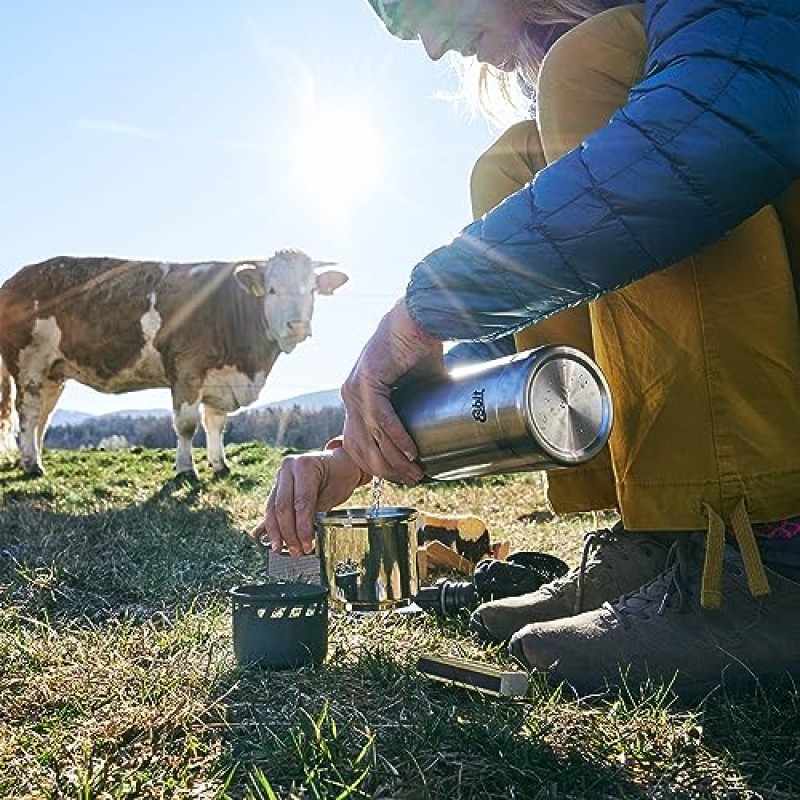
[470,6,800,547]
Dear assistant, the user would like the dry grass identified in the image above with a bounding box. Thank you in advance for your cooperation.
[0,443,798,799]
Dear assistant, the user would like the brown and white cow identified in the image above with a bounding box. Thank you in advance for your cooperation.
[0,250,348,476]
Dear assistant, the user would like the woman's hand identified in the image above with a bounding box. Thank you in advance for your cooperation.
[251,446,367,557]
[341,298,444,484]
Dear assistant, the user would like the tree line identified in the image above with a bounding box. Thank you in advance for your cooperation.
[44,405,346,452]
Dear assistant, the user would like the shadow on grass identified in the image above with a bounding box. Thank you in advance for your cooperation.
[3,449,798,798]
[206,618,800,799]
[0,475,263,627]
[692,680,800,797]
[209,654,644,800]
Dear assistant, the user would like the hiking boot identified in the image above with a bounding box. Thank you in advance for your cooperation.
[470,523,675,643]
[508,537,800,701]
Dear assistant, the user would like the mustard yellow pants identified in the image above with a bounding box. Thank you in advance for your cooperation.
[470,6,800,545]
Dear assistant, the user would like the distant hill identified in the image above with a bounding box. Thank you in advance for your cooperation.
[50,388,342,428]
[50,410,94,426]
[51,407,171,427]
[264,388,341,412]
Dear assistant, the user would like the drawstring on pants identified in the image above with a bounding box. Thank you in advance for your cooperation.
[701,498,771,609]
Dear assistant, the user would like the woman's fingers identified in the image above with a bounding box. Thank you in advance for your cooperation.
[289,456,328,555]
[270,466,302,556]
[340,300,442,483]
[260,456,324,556]
[252,448,365,557]
[342,404,422,484]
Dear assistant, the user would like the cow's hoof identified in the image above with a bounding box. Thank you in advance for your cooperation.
[211,464,231,479]
[22,465,45,479]
[174,470,200,486]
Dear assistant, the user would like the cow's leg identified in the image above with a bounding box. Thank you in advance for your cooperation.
[201,405,230,474]
[16,379,47,475]
[0,361,18,458]
[36,379,65,456]
[171,386,201,476]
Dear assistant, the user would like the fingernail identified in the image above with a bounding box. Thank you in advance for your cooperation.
[289,546,301,558]
[404,451,416,461]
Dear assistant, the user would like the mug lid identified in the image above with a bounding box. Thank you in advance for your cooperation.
[316,506,417,525]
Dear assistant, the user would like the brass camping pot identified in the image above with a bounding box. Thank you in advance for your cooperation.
[315,507,418,611]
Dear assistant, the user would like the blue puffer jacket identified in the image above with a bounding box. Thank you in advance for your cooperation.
[405,0,800,343]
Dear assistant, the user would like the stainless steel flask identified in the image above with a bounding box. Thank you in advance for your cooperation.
[390,345,613,481]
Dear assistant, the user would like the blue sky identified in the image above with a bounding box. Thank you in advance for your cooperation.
[0,1,499,415]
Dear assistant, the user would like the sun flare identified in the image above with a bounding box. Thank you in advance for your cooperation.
[292,105,385,222]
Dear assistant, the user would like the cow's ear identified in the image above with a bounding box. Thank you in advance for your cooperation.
[314,265,349,296]
[234,264,266,297]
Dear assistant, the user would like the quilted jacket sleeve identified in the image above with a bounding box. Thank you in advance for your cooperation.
[404,0,800,342]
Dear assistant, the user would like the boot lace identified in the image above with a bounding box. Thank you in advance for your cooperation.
[609,540,695,627]
[540,527,621,614]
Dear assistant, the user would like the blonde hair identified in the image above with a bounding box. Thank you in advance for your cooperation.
[466,0,609,123]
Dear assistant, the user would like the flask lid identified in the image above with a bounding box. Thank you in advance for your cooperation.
[525,352,612,465]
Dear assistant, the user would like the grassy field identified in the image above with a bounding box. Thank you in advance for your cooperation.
[0,442,797,799]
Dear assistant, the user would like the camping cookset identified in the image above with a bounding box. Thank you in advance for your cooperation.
[230,345,613,670]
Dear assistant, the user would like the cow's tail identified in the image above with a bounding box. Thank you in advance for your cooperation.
[0,355,18,457]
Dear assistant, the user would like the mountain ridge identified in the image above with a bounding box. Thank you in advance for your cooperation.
[50,388,342,428]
